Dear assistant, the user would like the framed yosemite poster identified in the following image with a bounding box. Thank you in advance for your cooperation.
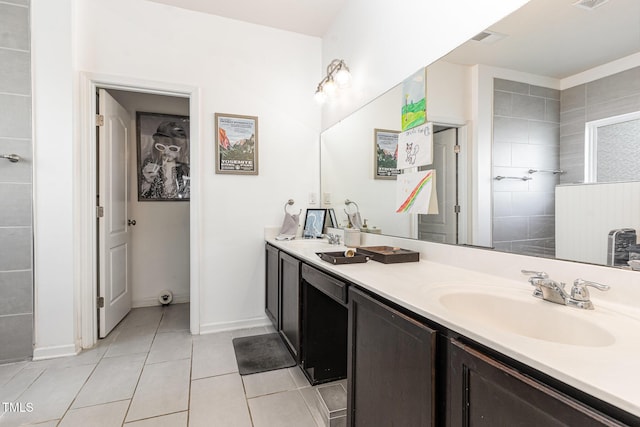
[215,113,259,175]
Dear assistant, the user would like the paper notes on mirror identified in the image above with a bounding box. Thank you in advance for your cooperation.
[397,122,433,169]
[396,169,438,214]
[401,68,427,131]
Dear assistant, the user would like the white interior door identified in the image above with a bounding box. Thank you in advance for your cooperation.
[418,127,458,244]
[98,88,132,338]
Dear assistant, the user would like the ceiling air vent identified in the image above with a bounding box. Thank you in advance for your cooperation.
[471,30,507,45]
[572,0,610,10]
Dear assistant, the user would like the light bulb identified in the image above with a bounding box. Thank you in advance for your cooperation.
[314,88,327,104]
[335,68,352,88]
[323,78,337,96]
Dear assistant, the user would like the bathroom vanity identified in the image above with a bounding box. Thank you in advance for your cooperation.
[265,237,640,426]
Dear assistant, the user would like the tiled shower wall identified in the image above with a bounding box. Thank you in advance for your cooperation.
[0,0,33,362]
[559,66,640,184]
[492,78,560,258]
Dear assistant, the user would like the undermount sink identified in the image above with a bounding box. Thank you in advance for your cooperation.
[437,291,616,347]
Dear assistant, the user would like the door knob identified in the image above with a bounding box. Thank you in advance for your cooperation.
[128,219,136,226]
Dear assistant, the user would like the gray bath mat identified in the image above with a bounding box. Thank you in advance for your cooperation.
[232,332,296,375]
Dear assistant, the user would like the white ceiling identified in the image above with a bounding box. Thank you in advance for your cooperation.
[443,0,640,79]
[145,0,347,37]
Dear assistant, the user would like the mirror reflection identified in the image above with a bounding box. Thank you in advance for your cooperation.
[320,0,640,268]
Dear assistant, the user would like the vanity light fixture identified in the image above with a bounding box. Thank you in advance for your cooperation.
[314,59,352,104]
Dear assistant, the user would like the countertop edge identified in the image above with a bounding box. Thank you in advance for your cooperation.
[266,237,640,420]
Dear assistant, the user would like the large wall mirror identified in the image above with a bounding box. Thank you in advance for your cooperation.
[321,0,640,268]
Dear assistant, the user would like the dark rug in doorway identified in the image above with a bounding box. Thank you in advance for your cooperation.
[232,332,296,375]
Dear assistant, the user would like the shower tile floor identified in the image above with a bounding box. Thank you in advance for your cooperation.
[0,304,342,426]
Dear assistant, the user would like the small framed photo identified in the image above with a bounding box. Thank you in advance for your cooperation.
[215,113,259,175]
[374,128,401,180]
[327,208,338,229]
[136,112,190,201]
[303,209,327,239]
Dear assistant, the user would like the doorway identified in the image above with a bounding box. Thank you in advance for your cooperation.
[78,73,201,349]
[96,88,192,338]
[417,124,465,244]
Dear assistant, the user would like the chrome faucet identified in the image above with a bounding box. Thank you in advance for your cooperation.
[567,279,611,310]
[325,233,341,245]
[521,270,610,310]
[521,270,549,300]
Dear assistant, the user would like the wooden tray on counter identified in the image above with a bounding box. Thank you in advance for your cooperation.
[317,251,370,265]
[356,246,419,264]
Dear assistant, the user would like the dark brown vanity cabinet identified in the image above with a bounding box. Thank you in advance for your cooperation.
[265,243,280,328]
[348,287,437,427]
[447,339,625,427]
[265,246,639,426]
[279,251,301,361]
[265,247,349,384]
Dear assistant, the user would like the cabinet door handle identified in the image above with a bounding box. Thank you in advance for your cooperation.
[128,219,136,226]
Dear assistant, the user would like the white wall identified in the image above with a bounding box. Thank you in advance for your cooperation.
[108,89,191,307]
[32,0,76,359]
[320,0,530,130]
[427,61,472,125]
[74,0,321,334]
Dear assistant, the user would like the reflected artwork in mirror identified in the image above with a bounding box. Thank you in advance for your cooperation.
[320,0,640,268]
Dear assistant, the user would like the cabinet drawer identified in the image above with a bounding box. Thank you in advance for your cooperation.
[302,264,347,304]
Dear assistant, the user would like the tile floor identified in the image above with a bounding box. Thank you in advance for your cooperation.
[0,304,343,426]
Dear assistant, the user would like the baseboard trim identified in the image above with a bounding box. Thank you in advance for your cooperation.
[199,316,271,335]
[32,343,79,361]
[132,293,190,308]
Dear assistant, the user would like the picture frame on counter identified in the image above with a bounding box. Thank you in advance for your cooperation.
[303,209,327,239]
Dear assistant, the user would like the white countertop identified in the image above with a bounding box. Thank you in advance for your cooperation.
[267,237,640,419]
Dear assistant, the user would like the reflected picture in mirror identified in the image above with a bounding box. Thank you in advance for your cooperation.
[320,0,640,269]
[374,129,400,179]
[327,208,338,229]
